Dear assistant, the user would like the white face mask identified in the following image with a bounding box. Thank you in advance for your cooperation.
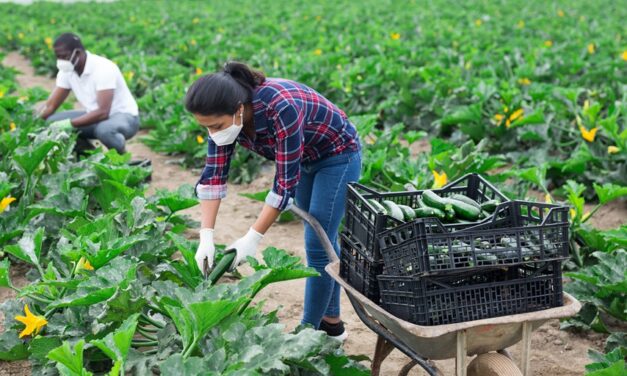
[56,49,78,73]
[209,109,244,146]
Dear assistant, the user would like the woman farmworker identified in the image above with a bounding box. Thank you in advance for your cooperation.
[186,62,361,341]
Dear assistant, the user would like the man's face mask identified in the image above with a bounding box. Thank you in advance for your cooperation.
[56,49,78,73]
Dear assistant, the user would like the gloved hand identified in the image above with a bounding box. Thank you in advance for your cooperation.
[50,118,74,132]
[195,228,215,275]
[228,227,264,271]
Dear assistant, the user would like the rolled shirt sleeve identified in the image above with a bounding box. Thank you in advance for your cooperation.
[196,139,235,200]
[264,100,305,211]
[55,72,71,89]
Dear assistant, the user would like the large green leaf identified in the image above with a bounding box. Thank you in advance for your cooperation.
[0,258,11,288]
[565,250,627,322]
[90,313,140,367]
[593,183,627,205]
[585,348,626,375]
[156,184,198,213]
[3,227,45,267]
[50,257,137,309]
[13,141,56,176]
[29,335,63,362]
[29,187,87,218]
[248,247,319,289]
[47,339,93,376]
[159,354,216,376]
[96,281,147,324]
[0,330,29,361]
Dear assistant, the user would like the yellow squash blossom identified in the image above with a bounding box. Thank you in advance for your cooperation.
[557,10,565,17]
[608,146,619,154]
[518,78,531,85]
[622,50,627,61]
[190,39,197,46]
[570,208,576,219]
[579,126,597,142]
[517,20,525,29]
[83,260,94,271]
[390,32,401,40]
[474,19,482,27]
[0,196,16,213]
[192,17,200,24]
[544,40,553,47]
[313,48,322,56]
[124,71,134,81]
[545,194,553,204]
[195,67,203,75]
[493,114,505,124]
[15,304,47,338]
[315,15,322,21]
[432,170,447,189]
[196,135,204,144]
[10,122,17,132]
[44,37,52,48]
[587,43,595,54]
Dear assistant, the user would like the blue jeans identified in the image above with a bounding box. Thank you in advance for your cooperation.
[295,150,361,328]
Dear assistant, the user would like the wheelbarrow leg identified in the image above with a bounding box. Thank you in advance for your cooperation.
[399,360,418,376]
[456,330,467,376]
[372,335,395,376]
[521,321,532,376]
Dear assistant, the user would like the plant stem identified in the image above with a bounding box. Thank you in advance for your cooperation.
[26,293,53,305]
[181,337,198,359]
[140,313,165,329]
[582,204,602,224]
[138,324,160,333]
[132,340,158,347]
[137,327,158,341]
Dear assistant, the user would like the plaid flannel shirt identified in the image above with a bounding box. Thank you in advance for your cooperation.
[196,78,360,210]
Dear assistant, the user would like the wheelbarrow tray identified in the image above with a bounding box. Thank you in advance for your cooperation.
[326,260,581,360]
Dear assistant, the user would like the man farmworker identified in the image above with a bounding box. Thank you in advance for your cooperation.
[39,33,140,155]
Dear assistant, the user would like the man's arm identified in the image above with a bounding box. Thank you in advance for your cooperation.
[40,87,71,120]
[68,89,114,128]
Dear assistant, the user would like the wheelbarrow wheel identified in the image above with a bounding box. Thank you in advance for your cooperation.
[467,353,522,376]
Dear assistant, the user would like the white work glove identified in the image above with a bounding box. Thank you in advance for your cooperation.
[228,227,264,271]
[195,228,215,274]
[50,118,74,132]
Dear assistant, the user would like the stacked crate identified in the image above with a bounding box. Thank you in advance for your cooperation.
[340,173,569,325]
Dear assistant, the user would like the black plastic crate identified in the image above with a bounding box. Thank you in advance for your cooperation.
[378,200,569,276]
[339,233,383,302]
[377,261,563,326]
[344,173,508,261]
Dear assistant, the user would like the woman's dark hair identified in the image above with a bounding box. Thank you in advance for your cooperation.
[185,61,266,116]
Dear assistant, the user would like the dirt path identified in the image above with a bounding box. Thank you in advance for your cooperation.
[0,52,607,375]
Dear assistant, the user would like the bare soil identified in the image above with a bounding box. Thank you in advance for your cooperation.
[2,51,622,375]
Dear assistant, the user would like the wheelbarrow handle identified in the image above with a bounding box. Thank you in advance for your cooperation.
[289,205,339,264]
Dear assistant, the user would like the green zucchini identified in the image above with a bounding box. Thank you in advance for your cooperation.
[414,206,446,219]
[382,200,404,221]
[448,198,481,220]
[398,204,416,221]
[368,199,387,214]
[480,200,500,213]
[450,194,481,210]
[422,190,450,211]
[207,249,237,284]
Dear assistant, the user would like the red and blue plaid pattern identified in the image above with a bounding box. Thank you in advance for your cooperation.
[197,78,361,210]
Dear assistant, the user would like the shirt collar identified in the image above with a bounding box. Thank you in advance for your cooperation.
[81,51,95,76]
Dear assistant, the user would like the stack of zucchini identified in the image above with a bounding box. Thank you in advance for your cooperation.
[369,190,500,224]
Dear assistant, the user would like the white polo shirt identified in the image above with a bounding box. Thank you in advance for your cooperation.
[56,51,138,116]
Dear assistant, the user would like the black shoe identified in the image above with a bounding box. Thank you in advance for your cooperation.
[319,320,348,341]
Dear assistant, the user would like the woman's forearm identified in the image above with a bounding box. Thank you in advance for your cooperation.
[200,199,221,229]
[252,204,281,234]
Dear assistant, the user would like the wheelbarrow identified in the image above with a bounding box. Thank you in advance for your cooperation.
[289,206,582,376]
